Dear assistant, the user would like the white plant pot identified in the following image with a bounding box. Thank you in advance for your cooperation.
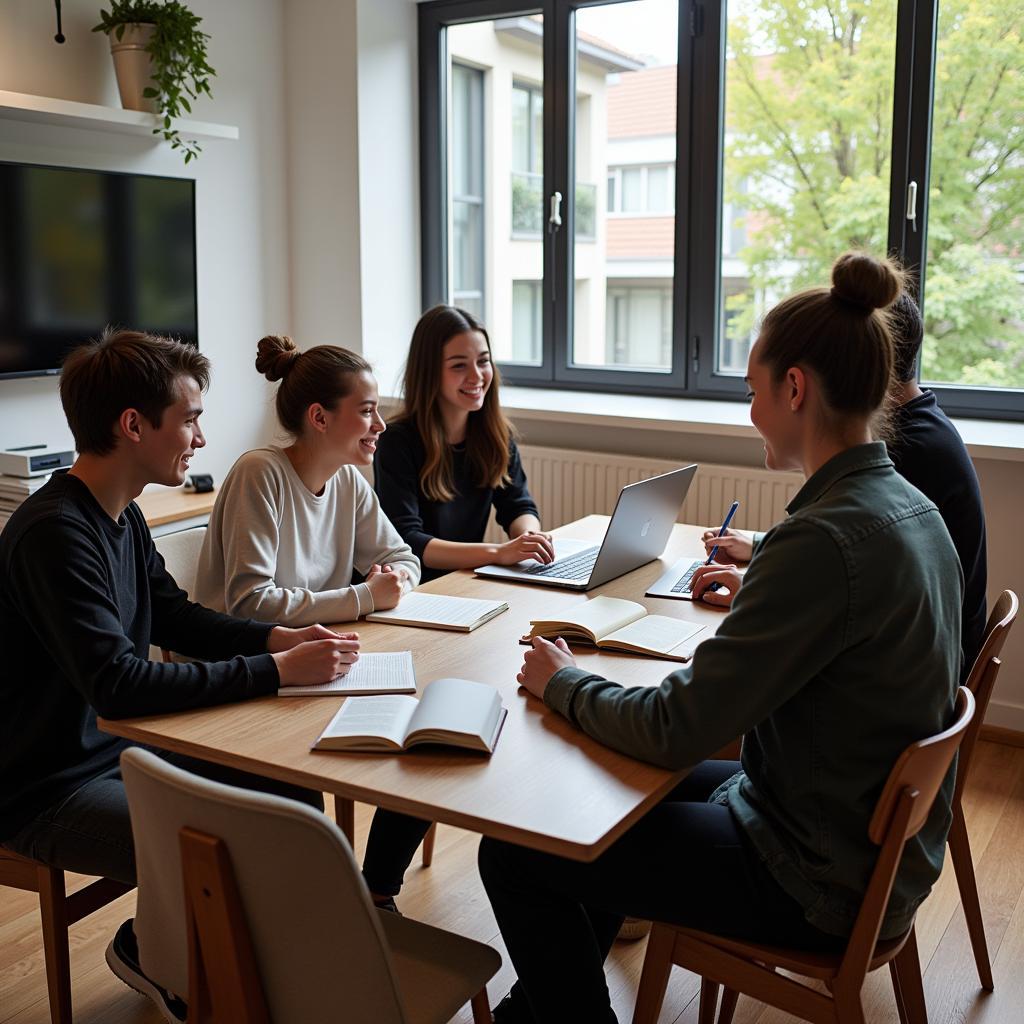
[109,23,158,113]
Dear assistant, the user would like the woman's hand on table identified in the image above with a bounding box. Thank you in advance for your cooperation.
[689,564,742,608]
[496,531,556,566]
[366,564,406,609]
[517,636,576,700]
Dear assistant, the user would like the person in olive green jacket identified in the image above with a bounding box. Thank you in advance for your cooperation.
[479,252,963,1024]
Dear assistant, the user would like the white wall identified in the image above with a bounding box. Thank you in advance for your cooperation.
[0,0,290,483]
[356,0,422,397]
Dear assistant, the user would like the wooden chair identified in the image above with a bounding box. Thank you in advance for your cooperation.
[632,686,976,1024]
[948,589,1018,991]
[120,746,499,1023]
[152,527,440,867]
[0,849,132,1024]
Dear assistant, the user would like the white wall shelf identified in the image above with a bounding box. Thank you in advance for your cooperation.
[0,90,239,142]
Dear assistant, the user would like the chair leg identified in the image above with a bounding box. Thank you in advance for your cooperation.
[421,822,437,867]
[891,928,928,1024]
[631,924,675,1024]
[831,982,867,1024]
[470,988,491,1024]
[948,808,994,991]
[718,986,739,1024]
[36,866,73,1024]
[334,797,355,846]
[697,977,721,1024]
[889,959,909,1024]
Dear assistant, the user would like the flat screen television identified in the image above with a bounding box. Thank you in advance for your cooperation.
[0,162,198,380]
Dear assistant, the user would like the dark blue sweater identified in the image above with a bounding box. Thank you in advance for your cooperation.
[373,418,539,582]
[0,474,278,838]
[888,390,987,680]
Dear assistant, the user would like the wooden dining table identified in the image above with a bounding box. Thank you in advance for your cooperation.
[100,516,728,862]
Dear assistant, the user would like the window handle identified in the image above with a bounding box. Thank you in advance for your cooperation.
[906,180,918,233]
[549,191,562,230]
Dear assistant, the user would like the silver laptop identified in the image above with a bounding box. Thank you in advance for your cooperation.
[475,464,698,591]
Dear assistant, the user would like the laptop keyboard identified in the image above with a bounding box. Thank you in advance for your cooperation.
[669,559,703,595]
[521,546,600,580]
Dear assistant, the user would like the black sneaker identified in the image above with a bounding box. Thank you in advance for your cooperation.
[105,918,187,1024]
[373,895,402,915]
[491,985,539,1023]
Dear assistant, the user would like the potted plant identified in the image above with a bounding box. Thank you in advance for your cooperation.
[93,0,216,163]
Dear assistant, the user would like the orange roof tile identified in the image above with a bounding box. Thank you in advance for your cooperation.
[607,216,676,259]
[607,65,677,139]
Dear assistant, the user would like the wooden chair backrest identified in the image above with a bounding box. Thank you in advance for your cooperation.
[121,748,410,1024]
[838,687,974,988]
[954,590,1019,805]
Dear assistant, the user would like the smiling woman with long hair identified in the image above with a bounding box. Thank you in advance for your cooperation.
[373,305,555,582]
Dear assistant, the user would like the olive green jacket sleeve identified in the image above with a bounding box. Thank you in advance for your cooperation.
[543,516,848,769]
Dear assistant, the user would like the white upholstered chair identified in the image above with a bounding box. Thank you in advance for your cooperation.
[120,747,499,1023]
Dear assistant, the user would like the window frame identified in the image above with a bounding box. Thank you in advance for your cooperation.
[420,0,1024,420]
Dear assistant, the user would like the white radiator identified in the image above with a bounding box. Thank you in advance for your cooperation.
[485,445,803,541]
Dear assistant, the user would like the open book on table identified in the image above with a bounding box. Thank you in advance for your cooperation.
[312,677,506,754]
[524,595,707,662]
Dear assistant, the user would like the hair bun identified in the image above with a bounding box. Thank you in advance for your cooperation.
[830,252,904,314]
[255,334,300,382]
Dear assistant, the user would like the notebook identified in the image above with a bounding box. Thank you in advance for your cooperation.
[312,677,506,754]
[278,651,416,697]
[366,592,508,632]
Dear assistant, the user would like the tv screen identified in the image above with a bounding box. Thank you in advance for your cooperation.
[0,162,198,380]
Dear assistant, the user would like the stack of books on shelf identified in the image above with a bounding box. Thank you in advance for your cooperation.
[0,474,50,531]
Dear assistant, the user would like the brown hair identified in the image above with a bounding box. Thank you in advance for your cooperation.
[757,251,906,422]
[256,335,372,436]
[60,328,210,456]
[395,305,513,502]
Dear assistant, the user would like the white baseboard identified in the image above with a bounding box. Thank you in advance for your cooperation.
[984,699,1024,734]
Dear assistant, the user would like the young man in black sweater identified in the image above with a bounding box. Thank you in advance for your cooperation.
[0,330,359,1020]
[886,293,988,678]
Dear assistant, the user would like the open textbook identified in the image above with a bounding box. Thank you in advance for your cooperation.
[279,651,416,697]
[524,595,707,662]
[366,592,508,632]
[312,677,506,754]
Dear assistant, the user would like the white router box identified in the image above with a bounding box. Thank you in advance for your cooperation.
[0,445,76,478]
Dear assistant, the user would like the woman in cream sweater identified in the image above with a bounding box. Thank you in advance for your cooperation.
[195,335,428,910]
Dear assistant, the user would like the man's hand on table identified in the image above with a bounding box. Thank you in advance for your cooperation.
[517,636,577,700]
[689,563,743,608]
[269,625,361,686]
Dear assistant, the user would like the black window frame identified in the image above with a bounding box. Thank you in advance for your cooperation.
[420,0,1024,421]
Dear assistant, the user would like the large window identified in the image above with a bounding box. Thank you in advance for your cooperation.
[421,0,1024,418]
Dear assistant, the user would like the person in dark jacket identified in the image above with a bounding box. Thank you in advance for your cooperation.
[480,254,962,1024]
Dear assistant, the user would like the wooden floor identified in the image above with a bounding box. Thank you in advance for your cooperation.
[3,739,1023,1023]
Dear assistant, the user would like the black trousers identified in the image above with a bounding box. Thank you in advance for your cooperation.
[478,760,843,1024]
[362,809,433,896]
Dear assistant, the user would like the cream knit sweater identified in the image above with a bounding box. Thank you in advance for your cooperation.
[194,447,420,626]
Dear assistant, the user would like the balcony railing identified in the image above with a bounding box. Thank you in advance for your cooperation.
[511,171,596,241]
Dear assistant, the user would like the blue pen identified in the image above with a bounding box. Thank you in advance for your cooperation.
[705,500,740,592]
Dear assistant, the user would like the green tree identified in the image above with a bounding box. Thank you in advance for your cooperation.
[724,0,1024,388]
